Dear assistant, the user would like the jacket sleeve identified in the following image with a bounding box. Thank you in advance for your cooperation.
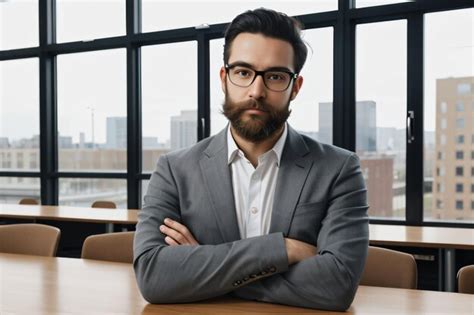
[133,154,289,304]
[231,153,369,311]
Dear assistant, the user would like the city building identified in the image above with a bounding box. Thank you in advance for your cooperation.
[106,117,127,149]
[170,110,197,151]
[432,76,474,221]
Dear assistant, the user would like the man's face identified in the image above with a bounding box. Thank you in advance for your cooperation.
[220,33,303,142]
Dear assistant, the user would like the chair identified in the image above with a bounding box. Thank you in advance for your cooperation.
[18,198,39,205]
[0,224,61,257]
[91,200,117,209]
[457,265,474,294]
[81,232,134,263]
[360,246,417,289]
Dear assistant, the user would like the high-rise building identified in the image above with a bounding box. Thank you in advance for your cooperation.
[356,100,377,153]
[319,100,376,152]
[170,110,197,151]
[106,117,127,149]
[433,76,473,220]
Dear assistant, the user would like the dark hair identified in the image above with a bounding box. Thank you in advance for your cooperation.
[223,8,307,74]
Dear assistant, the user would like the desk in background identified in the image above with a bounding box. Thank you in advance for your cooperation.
[1,253,472,314]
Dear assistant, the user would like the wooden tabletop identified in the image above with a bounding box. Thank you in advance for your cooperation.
[0,204,139,224]
[369,224,474,250]
[1,253,472,314]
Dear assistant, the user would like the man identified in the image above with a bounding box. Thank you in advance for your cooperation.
[134,8,369,311]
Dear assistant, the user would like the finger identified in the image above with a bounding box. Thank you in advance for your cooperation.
[164,218,199,245]
[159,225,188,244]
[164,236,179,246]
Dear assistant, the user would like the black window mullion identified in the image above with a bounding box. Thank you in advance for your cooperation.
[39,0,58,205]
[333,0,356,151]
[406,12,424,225]
[197,32,210,140]
[126,0,142,209]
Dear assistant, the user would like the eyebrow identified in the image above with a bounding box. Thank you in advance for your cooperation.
[228,61,294,73]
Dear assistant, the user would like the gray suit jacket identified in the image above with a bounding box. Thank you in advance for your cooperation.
[134,125,369,311]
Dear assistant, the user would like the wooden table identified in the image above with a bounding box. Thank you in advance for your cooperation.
[1,205,472,291]
[370,224,474,292]
[0,204,139,224]
[1,253,472,315]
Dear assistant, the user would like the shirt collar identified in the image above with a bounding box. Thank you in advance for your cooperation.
[227,123,288,167]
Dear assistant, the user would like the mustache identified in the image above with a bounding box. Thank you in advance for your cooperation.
[230,99,270,113]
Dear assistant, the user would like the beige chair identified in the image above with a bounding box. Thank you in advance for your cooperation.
[0,224,61,257]
[18,198,39,205]
[91,200,117,209]
[360,246,417,289]
[457,265,474,294]
[81,232,134,263]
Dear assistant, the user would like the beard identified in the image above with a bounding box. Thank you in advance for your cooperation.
[222,93,291,142]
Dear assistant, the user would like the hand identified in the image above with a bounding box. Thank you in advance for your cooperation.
[285,238,317,265]
[160,218,199,246]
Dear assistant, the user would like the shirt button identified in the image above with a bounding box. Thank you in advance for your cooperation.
[251,207,258,214]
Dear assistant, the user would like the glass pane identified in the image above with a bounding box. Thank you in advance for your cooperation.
[59,178,127,208]
[210,28,334,142]
[0,58,39,171]
[356,0,413,8]
[424,9,474,223]
[57,49,127,172]
[0,177,40,204]
[0,0,38,50]
[56,0,125,43]
[142,1,337,33]
[142,42,197,173]
[356,20,407,219]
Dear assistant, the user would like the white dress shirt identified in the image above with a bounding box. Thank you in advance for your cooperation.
[227,124,288,239]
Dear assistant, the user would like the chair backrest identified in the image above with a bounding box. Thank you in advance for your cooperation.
[91,200,117,209]
[360,246,417,289]
[81,232,134,263]
[457,265,474,294]
[18,198,39,205]
[0,224,61,257]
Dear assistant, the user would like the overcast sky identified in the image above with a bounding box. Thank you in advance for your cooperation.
[0,1,472,144]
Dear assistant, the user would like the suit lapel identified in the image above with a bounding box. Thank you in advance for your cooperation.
[199,129,241,243]
[269,126,313,236]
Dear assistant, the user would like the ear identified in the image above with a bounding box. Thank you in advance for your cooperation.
[290,75,304,101]
[220,66,227,94]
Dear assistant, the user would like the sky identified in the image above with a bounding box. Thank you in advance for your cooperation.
[0,1,472,144]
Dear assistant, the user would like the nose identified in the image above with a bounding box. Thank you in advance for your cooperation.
[248,74,266,100]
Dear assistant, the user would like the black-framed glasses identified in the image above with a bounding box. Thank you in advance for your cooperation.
[225,64,298,92]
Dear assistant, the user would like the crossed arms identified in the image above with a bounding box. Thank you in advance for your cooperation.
[133,153,369,311]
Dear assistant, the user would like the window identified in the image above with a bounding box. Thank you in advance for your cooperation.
[457,83,471,95]
[471,201,474,210]
[142,42,198,172]
[472,167,474,176]
[456,200,463,210]
[57,49,127,172]
[56,0,125,43]
[0,0,38,50]
[437,151,444,160]
[441,118,447,129]
[456,101,464,112]
[59,178,127,208]
[440,102,448,113]
[142,1,337,33]
[0,177,40,204]
[472,151,474,159]
[424,8,473,223]
[0,58,40,171]
[356,20,406,219]
[471,184,474,193]
[356,0,413,8]
[456,118,465,129]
